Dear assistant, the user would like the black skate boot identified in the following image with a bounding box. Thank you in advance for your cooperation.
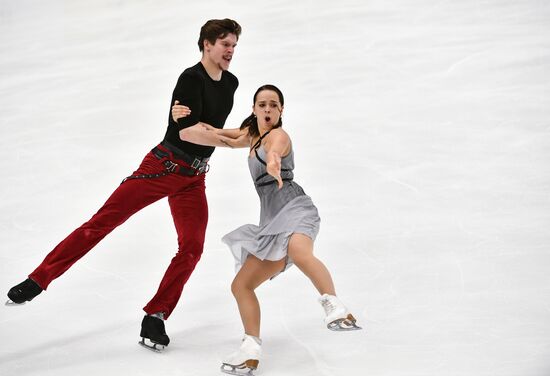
[6,278,43,306]
[139,314,170,352]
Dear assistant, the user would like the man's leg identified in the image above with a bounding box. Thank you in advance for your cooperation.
[29,152,170,290]
[142,177,208,319]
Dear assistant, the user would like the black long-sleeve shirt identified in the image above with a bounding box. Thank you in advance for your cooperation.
[163,62,238,158]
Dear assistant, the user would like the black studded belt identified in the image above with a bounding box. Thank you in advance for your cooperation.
[151,146,209,176]
[160,141,209,169]
[120,144,210,185]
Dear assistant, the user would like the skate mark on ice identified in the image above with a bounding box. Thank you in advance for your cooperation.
[365,162,420,194]
[279,305,336,376]
[82,264,131,284]
[445,48,495,76]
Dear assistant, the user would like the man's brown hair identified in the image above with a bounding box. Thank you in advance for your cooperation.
[198,19,242,52]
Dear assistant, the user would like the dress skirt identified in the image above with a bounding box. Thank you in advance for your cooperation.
[222,194,320,274]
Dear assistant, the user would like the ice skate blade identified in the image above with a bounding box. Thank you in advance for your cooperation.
[138,338,165,353]
[327,314,363,331]
[220,365,256,376]
[220,360,258,376]
[5,299,26,306]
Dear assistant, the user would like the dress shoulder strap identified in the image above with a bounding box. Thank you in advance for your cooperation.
[250,130,271,152]
[250,130,272,166]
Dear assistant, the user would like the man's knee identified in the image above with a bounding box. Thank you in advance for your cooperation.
[174,248,203,268]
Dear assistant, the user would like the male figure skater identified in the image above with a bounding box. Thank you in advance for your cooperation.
[6,18,242,352]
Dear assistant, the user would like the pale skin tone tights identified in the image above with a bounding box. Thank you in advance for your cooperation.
[232,233,336,337]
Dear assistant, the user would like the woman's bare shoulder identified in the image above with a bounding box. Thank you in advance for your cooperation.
[269,127,290,142]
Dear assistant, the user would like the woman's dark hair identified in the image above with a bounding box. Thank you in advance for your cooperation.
[240,84,284,139]
[198,19,242,52]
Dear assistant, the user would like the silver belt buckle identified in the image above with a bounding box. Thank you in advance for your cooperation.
[191,158,201,169]
[195,162,209,175]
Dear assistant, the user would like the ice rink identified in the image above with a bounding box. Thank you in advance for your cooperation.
[1,0,549,375]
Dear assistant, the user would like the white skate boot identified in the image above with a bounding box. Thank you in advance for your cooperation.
[318,294,362,331]
[220,334,261,375]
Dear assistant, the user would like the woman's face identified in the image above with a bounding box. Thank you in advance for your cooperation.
[253,90,283,129]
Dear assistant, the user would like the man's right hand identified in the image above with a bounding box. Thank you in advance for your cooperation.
[171,100,191,121]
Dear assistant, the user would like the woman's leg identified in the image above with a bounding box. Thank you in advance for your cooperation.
[287,234,362,331]
[287,233,336,295]
[231,255,286,337]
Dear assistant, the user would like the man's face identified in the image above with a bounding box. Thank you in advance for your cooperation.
[204,33,238,71]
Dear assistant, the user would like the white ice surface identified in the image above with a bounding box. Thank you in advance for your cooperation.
[1,1,549,375]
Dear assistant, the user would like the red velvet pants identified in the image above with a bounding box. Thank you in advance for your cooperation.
[29,145,208,319]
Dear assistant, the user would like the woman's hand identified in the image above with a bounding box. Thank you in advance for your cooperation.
[171,100,191,121]
[266,151,283,189]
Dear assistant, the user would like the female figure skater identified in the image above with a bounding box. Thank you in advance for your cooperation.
[172,84,361,375]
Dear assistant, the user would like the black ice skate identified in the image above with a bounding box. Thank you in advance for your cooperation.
[139,314,170,352]
[6,278,43,306]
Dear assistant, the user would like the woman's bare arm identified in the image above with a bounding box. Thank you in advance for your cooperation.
[263,129,291,189]
[171,101,250,148]
[179,124,250,149]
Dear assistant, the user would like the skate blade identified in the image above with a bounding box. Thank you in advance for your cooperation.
[138,338,165,353]
[327,314,363,331]
[220,360,258,376]
[5,299,26,307]
[220,366,256,376]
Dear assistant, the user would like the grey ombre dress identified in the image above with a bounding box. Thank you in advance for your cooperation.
[222,140,321,274]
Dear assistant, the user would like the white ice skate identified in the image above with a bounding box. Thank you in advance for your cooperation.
[220,334,261,375]
[318,294,362,331]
